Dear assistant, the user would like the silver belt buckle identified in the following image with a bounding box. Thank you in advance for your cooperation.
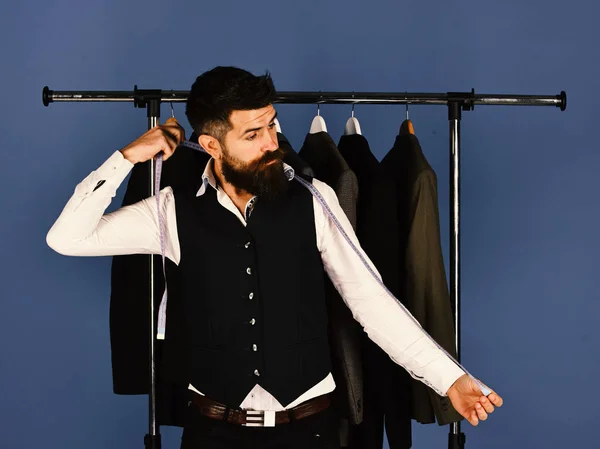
[243,410,276,427]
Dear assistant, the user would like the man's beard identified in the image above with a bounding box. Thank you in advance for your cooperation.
[220,145,289,199]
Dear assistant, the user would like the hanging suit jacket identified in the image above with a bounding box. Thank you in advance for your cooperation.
[298,131,363,446]
[380,125,463,426]
[338,134,412,449]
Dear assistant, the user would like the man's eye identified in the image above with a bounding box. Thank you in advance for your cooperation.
[247,134,257,141]
[268,122,275,128]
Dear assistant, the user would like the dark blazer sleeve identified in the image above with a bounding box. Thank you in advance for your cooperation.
[335,169,359,230]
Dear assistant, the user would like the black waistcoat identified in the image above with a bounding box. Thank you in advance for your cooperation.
[160,176,333,407]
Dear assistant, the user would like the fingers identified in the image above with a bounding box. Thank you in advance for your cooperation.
[164,118,185,138]
[479,395,495,414]
[159,120,185,161]
[468,411,479,426]
[488,392,504,407]
[475,377,503,409]
[466,396,495,427]
[465,393,502,427]
[163,122,185,143]
[475,402,489,421]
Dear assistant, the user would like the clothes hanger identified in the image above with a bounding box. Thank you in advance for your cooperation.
[343,96,362,135]
[274,117,282,133]
[309,98,327,134]
[399,95,415,135]
[167,101,178,126]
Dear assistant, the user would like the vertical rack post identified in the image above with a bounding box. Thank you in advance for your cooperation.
[447,92,473,449]
[134,87,162,449]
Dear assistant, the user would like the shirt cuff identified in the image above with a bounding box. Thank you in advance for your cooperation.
[95,150,134,182]
[419,355,465,397]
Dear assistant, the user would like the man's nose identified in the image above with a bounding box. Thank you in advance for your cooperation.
[263,133,278,152]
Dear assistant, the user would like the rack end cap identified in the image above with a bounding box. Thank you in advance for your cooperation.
[42,86,52,106]
[559,90,567,111]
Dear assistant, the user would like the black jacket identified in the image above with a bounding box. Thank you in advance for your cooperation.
[338,134,412,449]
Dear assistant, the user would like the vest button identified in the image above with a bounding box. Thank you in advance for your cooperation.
[252,344,258,351]
[246,267,252,275]
[250,318,256,325]
[254,369,260,376]
[249,292,254,300]
[245,242,251,249]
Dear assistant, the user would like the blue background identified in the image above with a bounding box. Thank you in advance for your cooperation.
[1,1,598,448]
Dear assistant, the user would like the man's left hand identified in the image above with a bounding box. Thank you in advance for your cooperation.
[446,374,504,426]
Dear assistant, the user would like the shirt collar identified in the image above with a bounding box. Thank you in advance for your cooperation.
[196,158,295,197]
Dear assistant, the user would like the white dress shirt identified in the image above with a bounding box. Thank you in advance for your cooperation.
[46,150,465,411]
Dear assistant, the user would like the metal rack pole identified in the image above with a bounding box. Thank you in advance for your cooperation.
[136,91,163,449]
[43,86,567,109]
[448,98,464,449]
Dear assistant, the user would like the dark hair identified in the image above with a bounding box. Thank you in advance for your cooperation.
[185,66,276,142]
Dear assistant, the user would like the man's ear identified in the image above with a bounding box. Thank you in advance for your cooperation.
[198,135,221,159]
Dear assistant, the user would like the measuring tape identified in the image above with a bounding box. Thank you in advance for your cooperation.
[153,134,492,397]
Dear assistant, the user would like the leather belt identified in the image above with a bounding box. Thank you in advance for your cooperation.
[189,392,331,427]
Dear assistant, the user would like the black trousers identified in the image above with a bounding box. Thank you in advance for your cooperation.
[180,401,340,449]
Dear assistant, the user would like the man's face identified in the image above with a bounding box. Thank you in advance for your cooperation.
[219,105,288,198]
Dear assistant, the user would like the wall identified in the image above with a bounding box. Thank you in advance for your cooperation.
[1,1,598,448]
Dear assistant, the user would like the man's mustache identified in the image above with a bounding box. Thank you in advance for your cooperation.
[254,148,285,167]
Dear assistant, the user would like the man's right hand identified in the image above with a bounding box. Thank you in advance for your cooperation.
[120,117,186,164]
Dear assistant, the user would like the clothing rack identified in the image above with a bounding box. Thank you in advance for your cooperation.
[42,85,567,449]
